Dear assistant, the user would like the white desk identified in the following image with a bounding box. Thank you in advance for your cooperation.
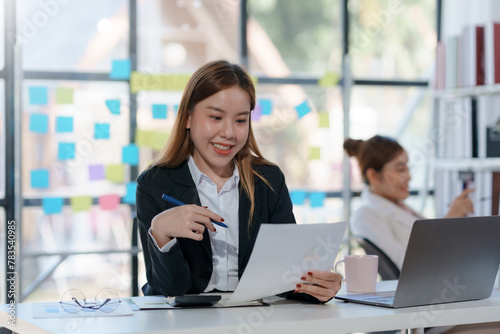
[1,284,500,334]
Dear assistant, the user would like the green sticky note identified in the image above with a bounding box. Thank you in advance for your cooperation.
[318,71,340,87]
[130,72,191,92]
[70,196,92,213]
[135,129,154,148]
[318,113,330,128]
[106,164,125,183]
[55,87,74,104]
[152,131,170,151]
[309,147,321,160]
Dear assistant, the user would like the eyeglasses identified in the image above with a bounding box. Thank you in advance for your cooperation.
[60,288,121,313]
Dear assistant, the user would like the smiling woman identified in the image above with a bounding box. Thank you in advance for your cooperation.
[135,60,343,302]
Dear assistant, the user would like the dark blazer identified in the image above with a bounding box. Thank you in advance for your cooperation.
[136,160,299,297]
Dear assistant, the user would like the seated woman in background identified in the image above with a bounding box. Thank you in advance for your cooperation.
[343,135,474,269]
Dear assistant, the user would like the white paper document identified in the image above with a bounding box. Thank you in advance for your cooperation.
[227,221,347,305]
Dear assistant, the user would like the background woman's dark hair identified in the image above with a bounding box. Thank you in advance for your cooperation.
[343,135,404,184]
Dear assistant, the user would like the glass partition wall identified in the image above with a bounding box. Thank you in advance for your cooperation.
[2,0,435,304]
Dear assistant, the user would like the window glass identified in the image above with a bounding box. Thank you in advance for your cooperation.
[19,0,128,72]
[254,84,344,191]
[22,80,129,197]
[0,0,4,70]
[22,253,133,303]
[349,0,436,80]
[137,0,240,73]
[294,198,344,225]
[0,79,4,199]
[249,0,342,77]
[0,208,4,304]
[349,86,432,193]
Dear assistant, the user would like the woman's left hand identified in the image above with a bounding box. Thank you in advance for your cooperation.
[294,270,342,302]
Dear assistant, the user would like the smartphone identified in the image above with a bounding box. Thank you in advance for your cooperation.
[170,294,221,307]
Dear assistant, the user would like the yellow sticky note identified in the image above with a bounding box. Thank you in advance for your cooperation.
[318,113,330,128]
[70,196,92,212]
[152,131,170,151]
[309,147,321,160]
[106,164,125,183]
[250,75,259,86]
[318,72,340,87]
[55,87,74,104]
[130,72,191,92]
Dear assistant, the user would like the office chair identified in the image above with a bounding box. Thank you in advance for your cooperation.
[353,237,400,281]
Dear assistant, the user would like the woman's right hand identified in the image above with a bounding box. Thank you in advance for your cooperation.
[445,188,475,218]
[150,205,223,248]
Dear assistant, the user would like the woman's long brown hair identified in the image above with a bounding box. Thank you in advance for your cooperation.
[149,60,273,225]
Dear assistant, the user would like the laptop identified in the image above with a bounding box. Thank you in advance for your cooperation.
[335,216,500,308]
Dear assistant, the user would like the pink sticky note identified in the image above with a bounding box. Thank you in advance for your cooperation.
[99,194,120,210]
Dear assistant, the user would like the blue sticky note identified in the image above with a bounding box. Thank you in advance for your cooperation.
[58,142,75,160]
[123,182,137,204]
[31,169,49,189]
[29,86,48,105]
[110,59,131,80]
[42,197,64,214]
[310,192,326,208]
[152,104,167,119]
[173,104,179,114]
[29,113,49,134]
[290,190,307,205]
[122,144,139,166]
[295,100,311,119]
[55,116,73,133]
[95,123,110,139]
[260,99,272,115]
[105,99,121,115]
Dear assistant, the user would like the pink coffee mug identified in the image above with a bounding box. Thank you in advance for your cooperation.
[334,255,378,293]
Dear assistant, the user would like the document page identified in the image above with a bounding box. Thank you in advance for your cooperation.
[227,222,347,305]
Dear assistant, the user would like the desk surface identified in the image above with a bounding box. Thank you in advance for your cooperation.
[2,283,500,334]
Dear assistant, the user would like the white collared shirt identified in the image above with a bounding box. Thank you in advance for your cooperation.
[148,157,240,292]
[187,156,240,292]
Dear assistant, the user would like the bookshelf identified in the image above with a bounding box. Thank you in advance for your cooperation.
[431,0,500,218]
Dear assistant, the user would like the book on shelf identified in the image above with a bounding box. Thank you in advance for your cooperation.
[435,22,499,90]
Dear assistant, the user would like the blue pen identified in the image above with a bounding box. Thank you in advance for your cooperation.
[161,193,228,228]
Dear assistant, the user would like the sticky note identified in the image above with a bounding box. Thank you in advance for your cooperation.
[70,196,92,213]
[309,147,321,160]
[152,131,170,151]
[29,86,48,105]
[31,169,50,189]
[318,71,340,87]
[58,142,76,160]
[110,59,131,80]
[260,99,272,115]
[295,100,311,119]
[152,104,167,119]
[56,116,73,133]
[123,182,137,204]
[135,129,154,148]
[89,164,105,181]
[105,99,121,115]
[318,113,330,128]
[251,104,262,121]
[122,144,139,166]
[173,104,179,114]
[310,192,326,208]
[106,164,125,183]
[55,87,74,104]
[290,190,307,205]
[95,123,110,139]
[42,197,64,214]
[29,113,49,134]
[99,194,120,210]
